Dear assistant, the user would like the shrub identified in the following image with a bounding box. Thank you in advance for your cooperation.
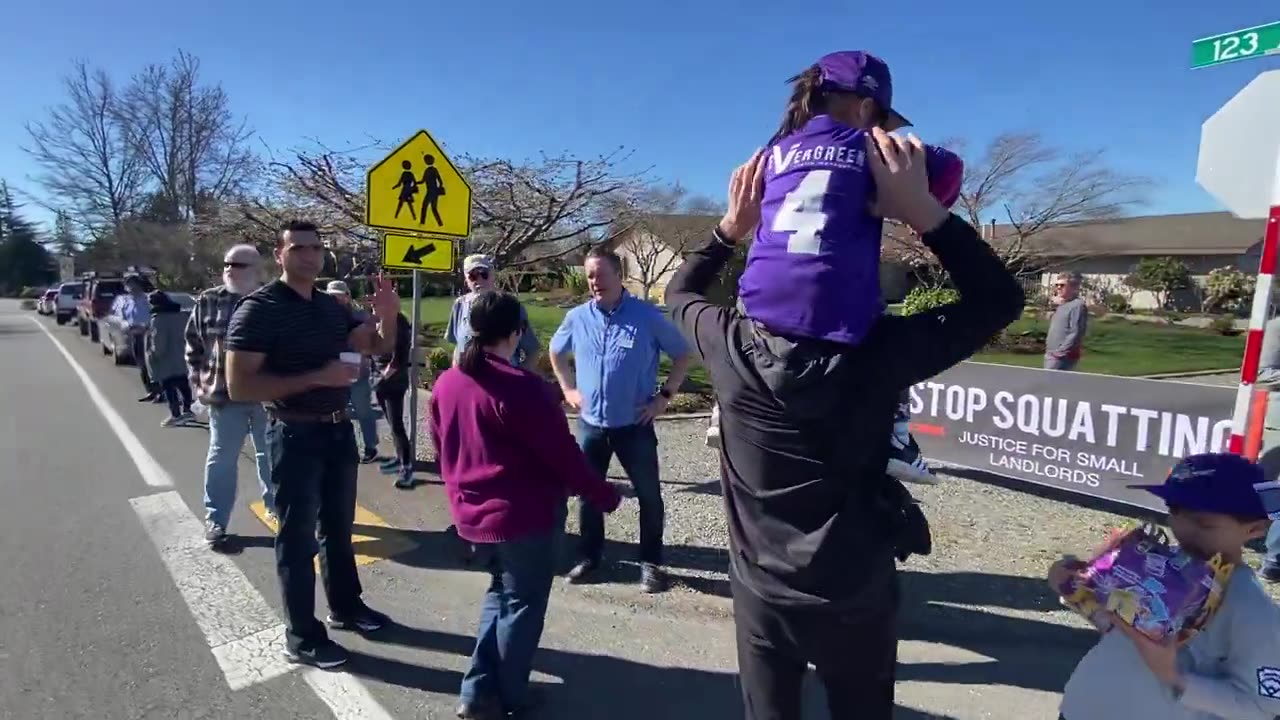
[667,392,713,414]
[20,299,37,310]
[1208,315,1239,336]
[19,286,42,299]
[1125,257,1191,311]
[424,347,451,386]
[901,286,960,316]
[564,270,588,297]
[1104,293,1131,314]
[1201,267,1255,315]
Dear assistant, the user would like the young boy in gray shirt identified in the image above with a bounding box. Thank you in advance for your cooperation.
[1050,453,1280,720]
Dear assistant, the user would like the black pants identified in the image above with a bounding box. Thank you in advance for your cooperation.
[265,418,362,651]
[130,333,153,392]
[160,375,192,417]
[375,383,411,472]
[731,571,898,720]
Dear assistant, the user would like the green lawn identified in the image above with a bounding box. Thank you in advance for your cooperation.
[405,298,1246,379]
[981,316,1244,376]
[403,295,712,391]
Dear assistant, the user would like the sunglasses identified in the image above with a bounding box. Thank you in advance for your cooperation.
[224,261,253,269]
[468,269,490,280]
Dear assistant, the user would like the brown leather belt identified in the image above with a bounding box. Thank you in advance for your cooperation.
[267,408,349,424]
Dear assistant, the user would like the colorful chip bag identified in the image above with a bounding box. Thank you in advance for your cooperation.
[1056,523,1234,642]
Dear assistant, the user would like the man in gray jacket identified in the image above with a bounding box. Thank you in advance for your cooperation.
[1044,272,1088,371]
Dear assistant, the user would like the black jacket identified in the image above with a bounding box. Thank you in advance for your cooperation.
[664,214,1024,610]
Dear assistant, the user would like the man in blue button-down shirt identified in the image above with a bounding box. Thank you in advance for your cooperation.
[551,246,691,593]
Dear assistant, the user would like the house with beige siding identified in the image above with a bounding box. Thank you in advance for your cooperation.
[607,210,1264,311]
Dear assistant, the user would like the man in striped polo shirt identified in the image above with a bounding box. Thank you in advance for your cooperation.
[225,220,400,669]
[185,243,276,549]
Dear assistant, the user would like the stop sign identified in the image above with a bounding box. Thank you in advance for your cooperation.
[1197,69,1280,220]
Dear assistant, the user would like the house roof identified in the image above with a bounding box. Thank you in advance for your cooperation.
[984,211,1264,258]
[606,213,721,251]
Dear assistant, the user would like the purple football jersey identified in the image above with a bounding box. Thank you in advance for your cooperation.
[738,115,883,346]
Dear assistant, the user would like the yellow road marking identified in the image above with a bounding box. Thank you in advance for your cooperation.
[249,500,417,568]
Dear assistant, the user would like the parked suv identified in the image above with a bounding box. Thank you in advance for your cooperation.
[54,282,83,325]
[77,276,125,343]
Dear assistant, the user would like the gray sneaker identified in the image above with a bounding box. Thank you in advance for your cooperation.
[204,521,228,548]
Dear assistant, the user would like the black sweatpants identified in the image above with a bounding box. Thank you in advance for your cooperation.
[159,375,193,418]
[731,571,898,720]
[375,383,411,472]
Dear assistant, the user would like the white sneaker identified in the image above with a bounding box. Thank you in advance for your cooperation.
[161,416,181,428]
[886,434,938,485]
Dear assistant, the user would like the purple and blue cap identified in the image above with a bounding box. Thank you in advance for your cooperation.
[815,50,910,130]
[1130,453,1280,520]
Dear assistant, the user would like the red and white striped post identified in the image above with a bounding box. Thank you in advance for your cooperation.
[1228,171,1280,456]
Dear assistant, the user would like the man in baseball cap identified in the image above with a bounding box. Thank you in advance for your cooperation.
[446,254,541,369]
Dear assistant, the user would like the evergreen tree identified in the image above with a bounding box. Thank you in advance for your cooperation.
[0,180,56,294]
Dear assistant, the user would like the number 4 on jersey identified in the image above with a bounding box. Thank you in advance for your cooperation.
[773,170,832,255]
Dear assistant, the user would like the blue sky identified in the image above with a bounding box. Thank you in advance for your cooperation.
[1,0,1278,231]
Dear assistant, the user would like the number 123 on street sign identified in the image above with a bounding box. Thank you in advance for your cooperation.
[1192,21,1280,69]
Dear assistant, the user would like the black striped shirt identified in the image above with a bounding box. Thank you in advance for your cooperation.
[225,279,360,414]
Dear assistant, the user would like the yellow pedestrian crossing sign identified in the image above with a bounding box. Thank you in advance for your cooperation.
[381,233,455,272]
[365,130,472,238]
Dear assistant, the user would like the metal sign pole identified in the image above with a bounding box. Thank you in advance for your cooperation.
[408,269,422,460]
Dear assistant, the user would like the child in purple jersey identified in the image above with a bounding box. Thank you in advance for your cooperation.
[722,51,958,485]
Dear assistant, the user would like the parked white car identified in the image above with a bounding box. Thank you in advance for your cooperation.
[53,281,83,325]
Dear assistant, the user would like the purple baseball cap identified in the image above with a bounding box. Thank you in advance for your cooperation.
[815,51,910,130]
[1129,453,1280,519]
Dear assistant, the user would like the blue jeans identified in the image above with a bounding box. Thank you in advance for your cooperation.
[348,364,379,455]
[1265,522,1280,569]
[576,420,664,565]
[265,418,362,652]
[460,513,564,711]
[203,402,274,528]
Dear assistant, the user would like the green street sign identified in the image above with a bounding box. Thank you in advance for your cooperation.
[1192,21,1280,69]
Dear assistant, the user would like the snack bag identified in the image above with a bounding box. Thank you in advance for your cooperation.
[1057,523,1233,642]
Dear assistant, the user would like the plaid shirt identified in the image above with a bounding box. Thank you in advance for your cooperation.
[185,285,244,405]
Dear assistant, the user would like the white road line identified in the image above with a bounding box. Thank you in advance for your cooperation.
[304,670,396,720]
[130,491,293,690]
[28,317,172,488]
[131,492,398,717]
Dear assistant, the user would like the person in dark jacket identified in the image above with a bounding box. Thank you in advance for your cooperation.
[429,291,622,720]
[146,290,194,427]
[373,311,414,488]
[664,130,1025,720]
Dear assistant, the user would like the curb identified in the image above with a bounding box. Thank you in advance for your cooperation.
[1140,368,1240,379]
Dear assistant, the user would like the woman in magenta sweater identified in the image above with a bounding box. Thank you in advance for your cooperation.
[429,290,621,720]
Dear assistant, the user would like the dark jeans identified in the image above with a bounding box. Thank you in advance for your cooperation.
[265,418,362,651]
[160,375,192,417]
[130,333,153,392]
[731,570,898,720]
[576,420,663,565]
[460,510,564,711]
[375,382,411,479]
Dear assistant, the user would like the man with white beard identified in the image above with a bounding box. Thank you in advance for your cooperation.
[185,244,277,549]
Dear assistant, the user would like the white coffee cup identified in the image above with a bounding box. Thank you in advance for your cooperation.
[339,352,362,384]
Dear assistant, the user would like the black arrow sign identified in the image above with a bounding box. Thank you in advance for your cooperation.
[401,242,437,265]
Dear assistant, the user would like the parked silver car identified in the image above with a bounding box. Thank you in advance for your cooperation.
[100,291,196,366]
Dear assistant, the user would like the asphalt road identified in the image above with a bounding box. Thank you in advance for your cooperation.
[0,299,1077,719]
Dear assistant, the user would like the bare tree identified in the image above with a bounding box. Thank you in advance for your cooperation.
[466,149,647,268]
[117,51,255,223]
[254,141,646,272]
[882,132,1150,283]
[23,61,147,238]
[611,183,721,300]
